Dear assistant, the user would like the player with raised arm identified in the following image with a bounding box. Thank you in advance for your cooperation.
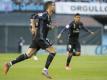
[57,13,95,70]
[3,1,56,79]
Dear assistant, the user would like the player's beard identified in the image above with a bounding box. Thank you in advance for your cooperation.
[51,8,55,14]
[49,10,55,16]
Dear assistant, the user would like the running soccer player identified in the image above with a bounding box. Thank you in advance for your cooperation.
[3,1,56,79]
[57,13,95,70]
[30,13,39,61]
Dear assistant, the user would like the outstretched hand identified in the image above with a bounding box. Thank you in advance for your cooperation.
[57,34,61,39]
[91,32,95,35]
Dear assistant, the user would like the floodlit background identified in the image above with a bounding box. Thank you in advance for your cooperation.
[0,0,107,55]
[0,0,107,80]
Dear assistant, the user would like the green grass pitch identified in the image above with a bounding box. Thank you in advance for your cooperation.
[0,53,107,80]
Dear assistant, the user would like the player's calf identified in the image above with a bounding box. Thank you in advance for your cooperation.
[45,46,56,69]
[42,46,56,78]
[45,52,56,69]
[66,52,72,67]
[3,53,29,74]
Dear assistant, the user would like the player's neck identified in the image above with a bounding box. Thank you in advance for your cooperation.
[74,21,80,24]
[46,9,53,16]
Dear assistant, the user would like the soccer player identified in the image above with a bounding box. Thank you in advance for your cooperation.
[57,13,95,70]
[3,1,56,79]
[30,13,39,62]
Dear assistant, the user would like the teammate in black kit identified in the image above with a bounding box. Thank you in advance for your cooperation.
[3,1,56,79]
[57,13,95,70]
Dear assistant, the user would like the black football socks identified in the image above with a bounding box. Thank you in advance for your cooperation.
[45,53,56,69]
[9,53,29,66]
[66,55,72,66]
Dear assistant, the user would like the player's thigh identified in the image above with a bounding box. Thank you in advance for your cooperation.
[67,44,74,53]
[66,51,73,56]
[76,42,81,52]
[26,48,36,57]
[38,39,56,53]
[26,47,40,57]
[27,39,40,57]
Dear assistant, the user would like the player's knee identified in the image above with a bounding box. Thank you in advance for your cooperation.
[51,50,56,54]
[26,53,33,58]
[26,48,37,58]
[76,52,80,56]
[46,46,56,53]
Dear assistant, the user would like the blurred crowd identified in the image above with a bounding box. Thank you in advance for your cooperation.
[1,0,107,4]
[10,0,107,7]
[0,0,107,12]
[11,0,43,6]
[56,0,107,2]
[9,0,107,11]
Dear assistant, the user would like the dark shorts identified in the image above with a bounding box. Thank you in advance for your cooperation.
[29,38,51,50]
[67,41,81,53]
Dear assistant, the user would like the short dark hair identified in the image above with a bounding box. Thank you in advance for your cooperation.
[44,1,53,11]
[74,13,80,17]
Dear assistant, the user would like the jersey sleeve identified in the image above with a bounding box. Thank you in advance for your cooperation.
[58,24,70,35]
[38,12,48,21]
[30,13,39,27]
[30,14,37,19]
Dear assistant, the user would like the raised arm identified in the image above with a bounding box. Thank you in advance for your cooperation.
[81,23,94,35]
[57,24,70,39]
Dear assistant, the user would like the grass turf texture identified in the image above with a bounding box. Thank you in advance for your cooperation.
[0,53,107,80]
